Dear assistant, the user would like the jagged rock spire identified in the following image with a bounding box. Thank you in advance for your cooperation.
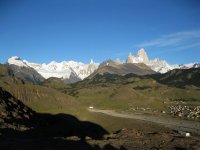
[136,48,149,63]
[126,52,134,63]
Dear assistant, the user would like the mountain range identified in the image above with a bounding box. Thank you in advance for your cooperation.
[6,48,199,83]
[7,56,99,83]
[1,49,200,150]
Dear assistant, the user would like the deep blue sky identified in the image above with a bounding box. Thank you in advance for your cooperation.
[0,0,200,64]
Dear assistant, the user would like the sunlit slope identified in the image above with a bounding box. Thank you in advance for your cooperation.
[63,68,200,111]
[88,60,155,79]
[0,64,78,113]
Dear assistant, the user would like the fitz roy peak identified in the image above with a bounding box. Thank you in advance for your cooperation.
[136,48,149,63]
[125,48,173,73]
[126,48,149,64]
[124,48,199,73]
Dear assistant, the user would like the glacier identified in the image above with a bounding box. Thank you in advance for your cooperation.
[8,56,99,80]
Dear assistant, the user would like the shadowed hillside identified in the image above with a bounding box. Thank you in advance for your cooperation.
[152,67,200,88]
[7,64,45,84]
[0,87,36,130]
[0,88,115,150]
[1,88,200,150]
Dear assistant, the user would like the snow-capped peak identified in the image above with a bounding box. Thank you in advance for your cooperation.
[90,59,94,64]
[173,63,200,69]
[7,56,29,67]
[7,57,99,80]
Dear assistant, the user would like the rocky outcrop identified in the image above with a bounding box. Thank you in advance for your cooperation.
[0,87,36,130]
[7,64,45,84]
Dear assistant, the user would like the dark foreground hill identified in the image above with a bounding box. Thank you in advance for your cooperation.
[0,88,109,149]
[0,88,200,150]
[0,87,37,130]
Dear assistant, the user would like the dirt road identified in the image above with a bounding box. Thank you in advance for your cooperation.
[88,108,200,135]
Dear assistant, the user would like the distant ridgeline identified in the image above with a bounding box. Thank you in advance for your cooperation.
[3,48,200,83]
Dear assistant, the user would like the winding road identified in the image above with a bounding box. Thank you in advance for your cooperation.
[88,108,200,135]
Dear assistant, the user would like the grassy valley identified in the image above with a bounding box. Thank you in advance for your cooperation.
[1,63,200,121]
[59,69,200,120]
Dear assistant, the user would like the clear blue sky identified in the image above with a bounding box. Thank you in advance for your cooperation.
[0,0,200,64]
